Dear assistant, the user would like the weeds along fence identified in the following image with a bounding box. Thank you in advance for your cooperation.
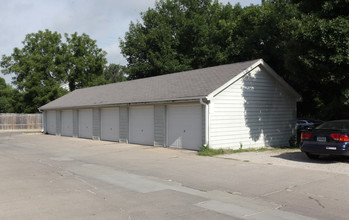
[0,113,42,130]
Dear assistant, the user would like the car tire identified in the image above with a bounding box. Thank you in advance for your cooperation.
[306,153,320,159]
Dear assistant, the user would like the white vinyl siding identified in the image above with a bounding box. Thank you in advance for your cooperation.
[154,105,166,146]
[56,111,61,135]
[92,108,101,140]
[101,108,119,142]
[78,109,93,139]
[209,66,297,149]
[61,110,73,137]
[119,107,129,143]
[46,111,56,135]
[73,110,79,137]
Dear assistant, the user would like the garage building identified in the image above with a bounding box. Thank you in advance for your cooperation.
[39,59,301,150]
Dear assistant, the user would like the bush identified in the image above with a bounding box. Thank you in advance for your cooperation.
[288,135,297,148]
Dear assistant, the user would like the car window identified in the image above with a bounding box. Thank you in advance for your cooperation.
[316,121,349,131]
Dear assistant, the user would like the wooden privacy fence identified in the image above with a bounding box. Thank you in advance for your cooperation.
[0,113,42,130]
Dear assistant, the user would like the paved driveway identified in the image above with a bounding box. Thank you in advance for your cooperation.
[0,132,348,219]
[217,149,349,175]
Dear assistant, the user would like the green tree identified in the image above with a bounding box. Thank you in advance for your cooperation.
[0,77,24,113]
[285,0,349,119]
[0,77,13,112]
[1,30,108,112]
[120,0,295,79]
[1,30,68,113]
[120,0,228,79]
[104,64,126,83]
[63,33,108,91]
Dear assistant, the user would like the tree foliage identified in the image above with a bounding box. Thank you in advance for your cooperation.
[0,77,15,112]
[121,0,349,119]
[120,0,230,79]
[104,64,126,83]
[120,0,293,79]
[1,30,107,113]
[285,0,349,118]
[63,33,108,91]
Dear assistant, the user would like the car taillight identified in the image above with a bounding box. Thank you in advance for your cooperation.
[301,133,312,140]
[331,134,349,142]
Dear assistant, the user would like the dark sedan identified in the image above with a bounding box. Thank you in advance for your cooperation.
[300,120,349,159]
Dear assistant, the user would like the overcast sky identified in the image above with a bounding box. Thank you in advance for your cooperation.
[0,0,260,84]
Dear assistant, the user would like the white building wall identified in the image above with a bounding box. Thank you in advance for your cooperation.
[209,66,297,149]
[56,110,61,136]
[119,107,129,143]
[154,105,166,147]
[92,108,101,140]
[73,110,79,137]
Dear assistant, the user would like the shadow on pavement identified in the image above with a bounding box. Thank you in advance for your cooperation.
[272,151,349,164]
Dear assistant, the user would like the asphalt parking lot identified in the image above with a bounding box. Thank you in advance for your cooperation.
[0,131,348,219]
[217,149,349,175]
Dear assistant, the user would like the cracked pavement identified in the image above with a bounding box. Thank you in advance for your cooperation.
[0,131,348,219]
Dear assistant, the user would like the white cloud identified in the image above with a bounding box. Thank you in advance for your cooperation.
[104,42,126,65]
[0,0,260,84]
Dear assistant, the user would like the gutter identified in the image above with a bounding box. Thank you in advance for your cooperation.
[200,98,209,147]
[39,97,207,111]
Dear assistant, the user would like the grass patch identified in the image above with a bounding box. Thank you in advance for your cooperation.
[197,145,225,156]
[198,145,289,156]
[24,131,42,134]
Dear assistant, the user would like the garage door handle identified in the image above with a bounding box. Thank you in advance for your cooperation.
[141,129,143,132]
[184,130,186,133]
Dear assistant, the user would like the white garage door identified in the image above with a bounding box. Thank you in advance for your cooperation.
[79,109,93,139]
[46,111,56,135]
[101,108,119,141]
[61,110,73,137]
[167,104,202,150]
[129,106,154,145]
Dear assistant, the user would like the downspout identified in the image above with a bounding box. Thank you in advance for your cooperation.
[200,98,209,147]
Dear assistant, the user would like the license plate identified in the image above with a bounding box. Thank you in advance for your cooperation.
[326,147,336,150]
[317,137,326,142]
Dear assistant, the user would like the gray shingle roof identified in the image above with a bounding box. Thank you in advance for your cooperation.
[39,59,260,110]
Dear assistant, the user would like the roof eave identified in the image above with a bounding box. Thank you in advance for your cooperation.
[38,96,207,111]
